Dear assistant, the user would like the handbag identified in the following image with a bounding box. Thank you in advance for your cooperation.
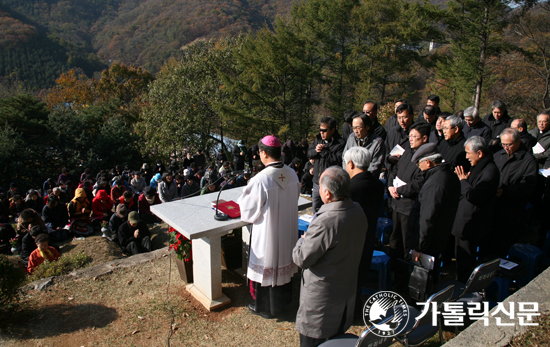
[395,258,432,301]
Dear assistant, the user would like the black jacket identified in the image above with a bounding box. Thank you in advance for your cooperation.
[407,163,460,257]
[42,203,69,229]
[388,144,425,215]
[232,145,246,164]
[384,115,399,133]
[520,131,537,153]
[372,121,387,141]
[483,113,513,140]
[438,133,470,171]
[385,125,410,155]
[118,220,151,248]
[300,170,313,195]
[429,130,444,145]
[20,232,37,263]
[493,144,538,209]
[307,133,346,185]
[528,128,550,165]
[463,121,492,144]
[350,171,384,243]
[451,156,500,239]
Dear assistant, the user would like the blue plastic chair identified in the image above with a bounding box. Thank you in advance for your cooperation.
[370,250,391,292]
[508,243,543,286]
[376,217,393,245]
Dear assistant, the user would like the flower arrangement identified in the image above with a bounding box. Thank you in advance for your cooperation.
[101,221,108,229]
[9,238,18,248]
[168,227,192,262]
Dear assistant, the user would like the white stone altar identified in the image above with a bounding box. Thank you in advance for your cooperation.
[151,186,312,310]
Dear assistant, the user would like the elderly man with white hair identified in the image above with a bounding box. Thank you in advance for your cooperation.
[528,111,550,166]
[406,143,460,284]
[344,146,384,308]
[293,166,367,347]
[463,106,492,143]
[439,115,470,171]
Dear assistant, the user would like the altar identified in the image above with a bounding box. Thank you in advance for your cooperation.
[151,186,312,310]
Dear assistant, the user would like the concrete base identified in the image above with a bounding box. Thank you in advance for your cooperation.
[186,284,231,311]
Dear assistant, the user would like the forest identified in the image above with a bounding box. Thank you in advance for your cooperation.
[1,0,550,192]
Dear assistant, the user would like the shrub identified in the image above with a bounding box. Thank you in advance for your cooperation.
[0,255,26,310]
[30,252,91,280]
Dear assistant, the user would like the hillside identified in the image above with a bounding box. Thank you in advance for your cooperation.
[0,0,295,89]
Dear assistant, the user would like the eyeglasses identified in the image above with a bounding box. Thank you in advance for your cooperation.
[319,128,329,133]
[397,116,410,121]
[501,142,515,148]
[442,126,455,131]
[416,159,425,167]
[352,126,364,131]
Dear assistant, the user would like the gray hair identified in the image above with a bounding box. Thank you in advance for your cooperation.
[446,115,464,131]
[343,147,372,171]
[320,166,350,200]
[421,153,443,165]
[464,136,488,153]
[500,128,520,142]
[52,187,61,193]
[463,106,479,120]
[537,112,550,121]
[491,100,507,113]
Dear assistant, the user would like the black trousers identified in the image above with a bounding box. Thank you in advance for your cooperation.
[234,162,245,171]
[126,236,152,255]
[389,210,409,259]
[455,235,478,283]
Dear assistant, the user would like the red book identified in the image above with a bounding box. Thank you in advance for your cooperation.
[215,200,241,218]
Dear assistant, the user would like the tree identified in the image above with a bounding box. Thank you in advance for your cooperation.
[46,69,95,110]
[136,38,240,160]
[437,0,512,110]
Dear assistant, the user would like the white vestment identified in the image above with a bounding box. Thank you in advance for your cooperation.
[237,164,300,286]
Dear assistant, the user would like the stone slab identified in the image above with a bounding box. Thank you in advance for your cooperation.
[151,186,312,240]
[443,266,550,347]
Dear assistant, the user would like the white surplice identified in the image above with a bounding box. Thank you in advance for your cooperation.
[237,164,300,287]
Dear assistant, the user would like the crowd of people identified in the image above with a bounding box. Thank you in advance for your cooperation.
[236,97,550,347]
[0,95,548,345]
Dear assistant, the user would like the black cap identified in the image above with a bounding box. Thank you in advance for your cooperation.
[411,143,440,162]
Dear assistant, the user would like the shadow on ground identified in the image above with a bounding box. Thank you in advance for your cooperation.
[0,303,117,340]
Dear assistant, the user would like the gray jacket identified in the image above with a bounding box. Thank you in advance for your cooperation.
[157,180,178,203]
[130,177,147,195]
[342,132,386,178]
[293,199,367,339]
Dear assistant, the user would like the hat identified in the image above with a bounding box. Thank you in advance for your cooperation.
[411,143,440,163]
[143,186,155,198]
[116,204,128,218]
[261,135,281,148]
[128,211,139,224]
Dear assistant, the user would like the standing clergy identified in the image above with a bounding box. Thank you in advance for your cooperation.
[452,136,500,282]
[238,135,300,319]
[293,166,367,347]
[406,144,461,281]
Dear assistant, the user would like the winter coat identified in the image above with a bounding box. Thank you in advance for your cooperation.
[483,113,513,140]
[451,155,500,240]
[438,133,470,171]
[528,128,550,165]
[293,199,367,339]
[130,177,147,195]
[158,180,178,203]
[92,190,114,218]
[342,132,386,177]
[67,188,91,220]
[406,163,460,257]
[388,144,425,215]
[118,220,151,248]
[307,132,346,185]
[138,193,161,215]
[464,120,492,144]
[42,203,69,229]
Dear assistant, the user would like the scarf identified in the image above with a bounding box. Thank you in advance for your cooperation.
[39,248,53,260]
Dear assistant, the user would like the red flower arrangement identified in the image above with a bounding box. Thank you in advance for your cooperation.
[168,226,192,263]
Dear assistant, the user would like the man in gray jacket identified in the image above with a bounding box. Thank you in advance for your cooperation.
[293,166,368,347]
[342,113,386,178]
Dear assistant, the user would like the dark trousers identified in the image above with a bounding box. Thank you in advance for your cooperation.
[389,210,409,259]
[140,213,160,224]
[234,162,245,171]
[455,235,478,283]
[311,183,323,213]
[126,236,152,255]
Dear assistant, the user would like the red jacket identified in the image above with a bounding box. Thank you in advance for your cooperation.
[138,193,161,215]
[119,195,137,211]
[110,186,126,202]
[27,246,61,273]
[92,190,114,218]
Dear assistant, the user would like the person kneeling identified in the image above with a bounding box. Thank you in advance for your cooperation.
[27,234,61,273]
[118,211,152,255]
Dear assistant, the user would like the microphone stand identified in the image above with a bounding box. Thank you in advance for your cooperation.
[213,169,248,221]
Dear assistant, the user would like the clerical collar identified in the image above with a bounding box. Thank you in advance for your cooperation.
[266,161,283,168]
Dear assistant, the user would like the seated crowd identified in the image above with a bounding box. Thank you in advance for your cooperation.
[0,148,261,273]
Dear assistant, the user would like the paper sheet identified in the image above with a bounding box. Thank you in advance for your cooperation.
[533,142,545,154]
[539,169,550,177]
[389,144,405,156]
[299,214,314,223]
[393,176,407,188]
[499,258,518,270]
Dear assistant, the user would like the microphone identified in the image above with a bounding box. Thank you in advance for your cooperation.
[213,169,249,221]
